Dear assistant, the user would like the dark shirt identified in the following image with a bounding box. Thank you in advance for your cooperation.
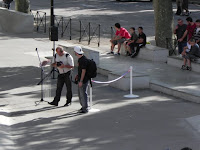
[78,55,89,83]
[189,44,200,57]
[176,24,187,42]
[138,32,146,46]
[130,32,138,41]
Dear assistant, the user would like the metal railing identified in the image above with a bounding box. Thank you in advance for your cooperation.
[166,38,178,56]
[79,21,101,47]
[30,10,101,47]
[54,15,72,40]
[30,10,47,33]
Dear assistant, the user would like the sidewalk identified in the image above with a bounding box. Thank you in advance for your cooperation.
[1,1,200,149]
[0,31,200,150]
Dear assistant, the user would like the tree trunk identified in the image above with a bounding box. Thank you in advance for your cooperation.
[153,0,173,48]
[15,0,30,13]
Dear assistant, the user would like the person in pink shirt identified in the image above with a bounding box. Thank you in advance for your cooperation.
[108,23,131,55]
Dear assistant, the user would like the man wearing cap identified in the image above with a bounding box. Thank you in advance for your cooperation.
[48,47,74,106]
[74,46,89,113]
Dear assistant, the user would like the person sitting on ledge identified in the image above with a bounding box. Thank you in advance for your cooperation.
[130,26,146,58]
[124,27,138,56]
[181,38,200,71]
[108,23,131,55]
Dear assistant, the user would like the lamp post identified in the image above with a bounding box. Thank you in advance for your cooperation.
[49,0,58,79]
[50,0,54,27]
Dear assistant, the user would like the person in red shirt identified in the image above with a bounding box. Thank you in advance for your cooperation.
[179,17,196,42]
[108,23,131,55]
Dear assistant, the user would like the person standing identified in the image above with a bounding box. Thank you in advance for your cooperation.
[176,0,183,15]
[108,23,131,55]
[179,17,196,43]
[3,0,13,9]
[174,18,187,54]
[48,47,74,106]
[182,0,190,16]
[194,19,200,46]
[74,46,89,114]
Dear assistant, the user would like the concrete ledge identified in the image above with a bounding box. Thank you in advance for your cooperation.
[150,83,200,103]
[121,44,169,62]
[108,71,149,91]
[167,56,200,73]
[0,8,34,33]
[186,115,200,134]
[59,44,99,67]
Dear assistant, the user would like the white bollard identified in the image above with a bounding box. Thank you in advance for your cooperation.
[124,66,139,98]
[89,82,100,112]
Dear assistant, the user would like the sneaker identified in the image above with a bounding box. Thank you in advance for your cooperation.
[187,66,192,71]
[107,51,114,55]
[181,65,187,70]
[131,53,136,58]
[115,53,120,55]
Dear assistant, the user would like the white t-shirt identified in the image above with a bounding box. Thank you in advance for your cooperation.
[55,52,74,74]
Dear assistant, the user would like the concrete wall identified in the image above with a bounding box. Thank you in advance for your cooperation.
[0,7,33,33]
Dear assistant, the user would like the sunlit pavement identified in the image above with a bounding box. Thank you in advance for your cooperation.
[1,1,200,150]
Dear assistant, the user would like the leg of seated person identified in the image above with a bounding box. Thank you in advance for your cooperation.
[183,58,187,66]
[127,45,132,55]
[110,40,116,52]
[117,43,121,53]
[123,42,127,52]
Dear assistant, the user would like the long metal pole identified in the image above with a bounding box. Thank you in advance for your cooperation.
[50,0,54,27]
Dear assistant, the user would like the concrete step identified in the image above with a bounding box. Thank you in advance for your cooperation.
[167,56,200,73]
[98,53,200,103]
[150,82,200,103]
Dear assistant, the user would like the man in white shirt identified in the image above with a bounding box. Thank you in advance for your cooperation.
[48,47,74,106]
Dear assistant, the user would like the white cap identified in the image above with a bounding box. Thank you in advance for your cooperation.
[74,46,84,54]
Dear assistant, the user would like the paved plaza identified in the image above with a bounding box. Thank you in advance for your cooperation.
[0,0,200,150]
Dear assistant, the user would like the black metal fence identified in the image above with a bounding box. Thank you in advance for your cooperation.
[54,15,72,40]
[30,10,47,33]
[30,10,101,47]
[79,21,101,47]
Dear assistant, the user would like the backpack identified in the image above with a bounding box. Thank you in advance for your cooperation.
[54,53,69,58]
[86,59,97,79]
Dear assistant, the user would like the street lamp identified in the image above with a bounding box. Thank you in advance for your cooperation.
[49,0,58,78]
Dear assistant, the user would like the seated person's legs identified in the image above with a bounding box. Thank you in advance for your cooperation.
[108,40,117,54]
[116,38,126,54]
